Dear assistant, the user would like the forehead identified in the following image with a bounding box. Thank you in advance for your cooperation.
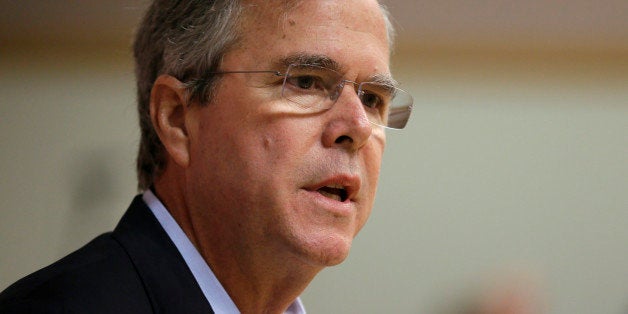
[228,0,390,76]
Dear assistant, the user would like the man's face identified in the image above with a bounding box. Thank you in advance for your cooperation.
[185,0,390,267]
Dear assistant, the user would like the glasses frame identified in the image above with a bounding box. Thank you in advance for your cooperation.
[204,63,413,129]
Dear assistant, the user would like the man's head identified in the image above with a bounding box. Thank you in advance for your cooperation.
[134,0,400,269]
[134,0,397,190]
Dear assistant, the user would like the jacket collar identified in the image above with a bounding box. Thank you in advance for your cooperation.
[113,195,214,313]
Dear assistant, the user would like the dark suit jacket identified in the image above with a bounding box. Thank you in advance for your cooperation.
[0,195,215,313]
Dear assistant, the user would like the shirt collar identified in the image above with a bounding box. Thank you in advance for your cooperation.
[142,190,306,314]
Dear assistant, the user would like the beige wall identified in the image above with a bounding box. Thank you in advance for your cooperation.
[0,46,137,287]
[1,44,627,313]
[304,48,628,313]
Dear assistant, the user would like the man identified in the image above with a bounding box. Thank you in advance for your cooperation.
[0,0,413,313]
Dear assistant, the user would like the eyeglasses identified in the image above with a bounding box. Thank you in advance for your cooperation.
[207,63,413,129]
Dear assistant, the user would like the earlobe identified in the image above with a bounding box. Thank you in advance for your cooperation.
[150,75,191,168]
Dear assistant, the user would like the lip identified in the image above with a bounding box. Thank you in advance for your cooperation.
[303,174,361,203]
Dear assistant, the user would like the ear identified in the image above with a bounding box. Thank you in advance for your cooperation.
[150,75,191,168]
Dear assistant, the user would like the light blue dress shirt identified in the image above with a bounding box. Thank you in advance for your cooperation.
[143,190,306,314]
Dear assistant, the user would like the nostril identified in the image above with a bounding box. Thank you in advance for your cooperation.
[334,135,353,144]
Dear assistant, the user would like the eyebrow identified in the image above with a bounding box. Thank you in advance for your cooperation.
[272,52,399,88]
[272,53,343,72]
[368,73,399,89]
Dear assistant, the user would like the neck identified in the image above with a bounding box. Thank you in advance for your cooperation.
[153,172,321,313]
[207,249,317,313]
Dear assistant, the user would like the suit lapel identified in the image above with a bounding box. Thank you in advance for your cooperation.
[112,196,214,313]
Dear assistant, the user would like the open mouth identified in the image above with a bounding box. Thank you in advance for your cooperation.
[316,184,348,202]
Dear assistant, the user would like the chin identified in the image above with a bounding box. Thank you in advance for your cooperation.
[296,233,355,267]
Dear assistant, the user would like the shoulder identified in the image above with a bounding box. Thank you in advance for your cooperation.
[0,233,152,313]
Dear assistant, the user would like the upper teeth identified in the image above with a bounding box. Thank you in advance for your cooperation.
[326,184,344,189]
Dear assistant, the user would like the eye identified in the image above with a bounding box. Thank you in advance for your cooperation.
[360,91,384,109]
[286,75,326,92]
[296,76,314,89]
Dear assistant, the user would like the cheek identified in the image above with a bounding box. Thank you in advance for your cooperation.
[364,138,385,184]
[359,139,385,219]
[259,120,321,160]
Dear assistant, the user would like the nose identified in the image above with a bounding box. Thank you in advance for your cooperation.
[321,84,373,151]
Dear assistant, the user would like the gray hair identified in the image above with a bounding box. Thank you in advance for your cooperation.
[133,0,396,191]
[134,0,244,190]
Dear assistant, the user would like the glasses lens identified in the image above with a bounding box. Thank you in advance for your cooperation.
[281,64,413,129]
[282,64,341,111]
[360,82,413,129]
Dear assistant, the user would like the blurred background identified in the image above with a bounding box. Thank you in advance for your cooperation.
[1,0,627,313]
